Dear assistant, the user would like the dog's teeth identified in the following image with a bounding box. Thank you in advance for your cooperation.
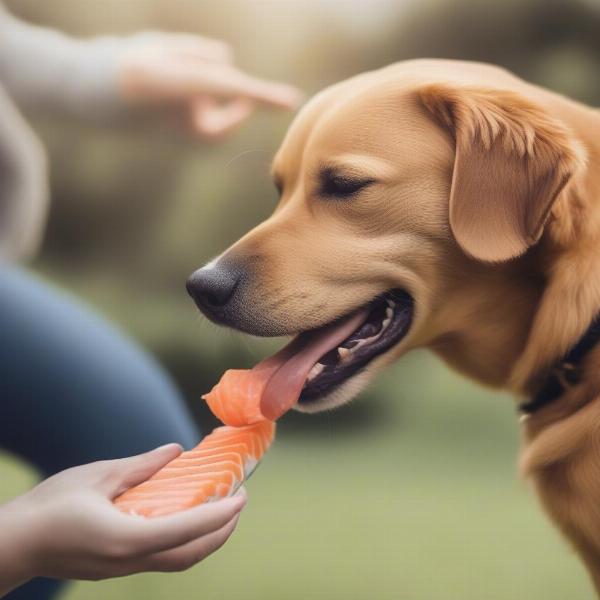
[387,299,396,308]
[338,347,352,361]
[307,363,325,381]
[381,317,391,330]
[352,339,367,351]
[386,307,393,319]
[352,334,379,351]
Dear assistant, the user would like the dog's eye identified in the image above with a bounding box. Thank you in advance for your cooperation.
[320,171,374,198]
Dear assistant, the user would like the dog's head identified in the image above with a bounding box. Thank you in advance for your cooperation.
[187,60,584,414]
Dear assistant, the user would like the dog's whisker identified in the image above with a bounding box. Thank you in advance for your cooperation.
[225,148,268,168]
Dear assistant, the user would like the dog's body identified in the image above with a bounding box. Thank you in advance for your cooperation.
[188,60,600,592]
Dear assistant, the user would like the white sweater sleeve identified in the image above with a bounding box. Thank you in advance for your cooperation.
[0,83,48,262]
[0,5,123,119]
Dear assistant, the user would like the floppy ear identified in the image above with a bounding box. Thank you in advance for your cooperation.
[418,85,583,262]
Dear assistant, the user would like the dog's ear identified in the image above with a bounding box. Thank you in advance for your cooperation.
[418,85,583,262]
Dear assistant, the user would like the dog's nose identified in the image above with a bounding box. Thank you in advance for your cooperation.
[186,263,240,309]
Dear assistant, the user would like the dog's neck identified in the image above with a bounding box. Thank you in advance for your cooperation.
[510,173,600,410]
[429,107,600,413]
[517,312,600,415]
[432,158,600,411]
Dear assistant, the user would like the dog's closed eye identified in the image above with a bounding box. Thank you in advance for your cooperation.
[273,176,283,196]
[319,167,375,199]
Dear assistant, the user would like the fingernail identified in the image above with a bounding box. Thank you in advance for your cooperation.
[233,493,247,510]
[154,443,183,453]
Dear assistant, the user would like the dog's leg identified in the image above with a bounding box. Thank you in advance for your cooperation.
[532,467,600,596]
[522,398,600,596]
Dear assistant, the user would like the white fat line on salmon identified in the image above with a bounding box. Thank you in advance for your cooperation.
[243,458,259,477]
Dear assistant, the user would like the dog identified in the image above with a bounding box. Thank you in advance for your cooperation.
[187,59,600,593]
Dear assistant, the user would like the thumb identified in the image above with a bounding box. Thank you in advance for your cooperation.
[191,96,255,139]
[104,443,183,498]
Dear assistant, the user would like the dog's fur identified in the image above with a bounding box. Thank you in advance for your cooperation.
[208,60,600,591]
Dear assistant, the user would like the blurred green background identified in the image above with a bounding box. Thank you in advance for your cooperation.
[2,0,600,598]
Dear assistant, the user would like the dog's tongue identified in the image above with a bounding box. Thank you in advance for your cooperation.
[255,310,369,421]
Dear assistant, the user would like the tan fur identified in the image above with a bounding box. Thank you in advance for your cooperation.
[214,59,600,591]
[419,84,583,262]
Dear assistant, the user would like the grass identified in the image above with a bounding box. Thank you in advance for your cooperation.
[0,353,592,599]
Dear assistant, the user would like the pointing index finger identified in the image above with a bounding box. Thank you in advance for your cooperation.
[180,63,304,109]
[226,71,304,109]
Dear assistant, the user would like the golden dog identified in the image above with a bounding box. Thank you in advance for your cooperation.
[187,59,600,593]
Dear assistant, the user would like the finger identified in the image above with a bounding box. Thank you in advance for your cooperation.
[234,486,247,503]
[179,36,233,64]
[122,494,246,555]
[102,444,183,497]
[140,513,240,573]
[163,63,304,109]
[132,31,233,64]
[191,97,255,139]
[205,67,304,109]
[151,32,233,64]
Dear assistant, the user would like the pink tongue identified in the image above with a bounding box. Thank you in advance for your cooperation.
[255,310,369,421]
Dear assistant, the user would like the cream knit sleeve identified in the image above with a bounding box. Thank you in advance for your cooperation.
[0,4,124,119]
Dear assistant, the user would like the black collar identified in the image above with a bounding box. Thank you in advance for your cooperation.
[518,314,600,415]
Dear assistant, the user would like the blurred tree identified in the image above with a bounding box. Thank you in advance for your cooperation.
[381,0,600,103]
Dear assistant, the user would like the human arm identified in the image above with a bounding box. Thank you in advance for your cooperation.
[0,4,123,119]
[0,443,246,597]
[0,4,302,135]
[0,83,47,261]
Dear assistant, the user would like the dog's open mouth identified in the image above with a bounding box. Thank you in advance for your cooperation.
[257,290,413,419]
[299,290,413,403]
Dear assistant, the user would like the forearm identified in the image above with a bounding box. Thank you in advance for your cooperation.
[0,498,37,597]
[0,5,123,119]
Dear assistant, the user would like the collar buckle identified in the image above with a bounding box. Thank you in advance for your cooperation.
[517,315,600,416]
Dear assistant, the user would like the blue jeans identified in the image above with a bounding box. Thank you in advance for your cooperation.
[0,267,200,599]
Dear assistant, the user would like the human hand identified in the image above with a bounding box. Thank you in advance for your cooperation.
[0,444,246,596]
[117,32,304,139]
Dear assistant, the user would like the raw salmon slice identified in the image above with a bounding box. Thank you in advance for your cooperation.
[202,311,370,426]
[114,420,275,518]
[202,368,272,427]
[114,301,373,517]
